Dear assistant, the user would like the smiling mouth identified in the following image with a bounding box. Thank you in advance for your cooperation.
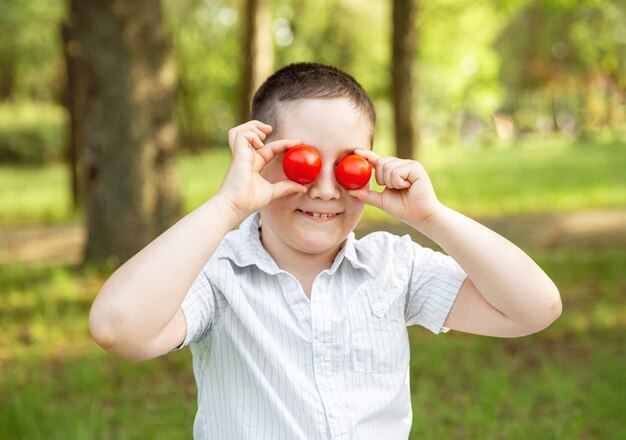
[296,209,341,220]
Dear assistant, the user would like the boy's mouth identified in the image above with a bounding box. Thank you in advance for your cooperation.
[296,209,341,220]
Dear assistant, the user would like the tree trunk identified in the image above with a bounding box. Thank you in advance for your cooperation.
[64,0,181,265]
[392,0,419,159]
[0,59,16,100]
[241,0,274,123]
[61,19,83,209]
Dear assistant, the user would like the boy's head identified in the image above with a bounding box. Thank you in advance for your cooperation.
[253,63,375,263]
[252,62,376,145]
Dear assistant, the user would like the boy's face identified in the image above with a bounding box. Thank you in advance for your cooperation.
[259,98,373,261]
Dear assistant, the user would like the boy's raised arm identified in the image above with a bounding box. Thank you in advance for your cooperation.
[89,121,304,360]
[349,149,562,338]
[416,205,562,337]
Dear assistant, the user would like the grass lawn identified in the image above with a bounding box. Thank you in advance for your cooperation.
[2,249,625,439]
[1,137,625,438]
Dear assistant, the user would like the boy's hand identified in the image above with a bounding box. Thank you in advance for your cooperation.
[216,121,306,222]
[348,149,442,229]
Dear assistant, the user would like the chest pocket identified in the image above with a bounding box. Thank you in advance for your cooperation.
[348,282,409,373]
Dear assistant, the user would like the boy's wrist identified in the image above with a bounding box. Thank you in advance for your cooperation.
[203,194,248,228]
[407,202,449,237]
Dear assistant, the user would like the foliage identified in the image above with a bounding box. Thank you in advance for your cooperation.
[0,0,623,159]
[164,0,242,148]
[419,0,503,128]
[162,0,391,147]
[494,0,626,134]
[0,0,65,101]
[0,102,67,165]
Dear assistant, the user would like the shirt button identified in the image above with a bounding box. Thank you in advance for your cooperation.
[371,298,389,317]
[287,278,298,292]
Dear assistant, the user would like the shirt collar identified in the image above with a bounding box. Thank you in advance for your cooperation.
[327,231,376,277]
[227,212,282,275]
[226,211,375,277]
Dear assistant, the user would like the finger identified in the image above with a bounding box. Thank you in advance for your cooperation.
[251,126,267,141]
[353,148,382,167]
[387,163,414,189]
[256,139,302,163]
[373,157,395,186]
[271,180,308,200]
[232,130,263,158]
[348,187,385,210]
[382,159,410,188]
[248,120,273,134]
[249,133,264,149]
[228,121,273,150]
[249,121,273,141]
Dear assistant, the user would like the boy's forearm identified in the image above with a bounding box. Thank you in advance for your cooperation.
[90,195,241,346]
[412,204,560,324]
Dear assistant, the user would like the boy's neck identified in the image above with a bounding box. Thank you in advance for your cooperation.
[259,227,341,280]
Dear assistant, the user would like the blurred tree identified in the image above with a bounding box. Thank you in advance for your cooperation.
[164,0,240,148]
[392,0,419,158]
[241,0,274,122]
[495,1,580,132]
[417,0,502,146]
[61,18,83,208]
[274,0,389,100]
[494,0,625,135]
[63,0,181,264]
[0,0,64,101]
[570,1,625,128]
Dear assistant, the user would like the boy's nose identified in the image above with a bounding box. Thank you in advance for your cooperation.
[308,165,341,200]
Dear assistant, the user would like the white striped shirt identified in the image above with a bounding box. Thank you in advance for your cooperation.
[179,212,466,439]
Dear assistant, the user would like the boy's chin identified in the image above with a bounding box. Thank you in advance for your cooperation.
[289,232,347,255]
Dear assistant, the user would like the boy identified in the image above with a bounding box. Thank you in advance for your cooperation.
[89,62,562,439]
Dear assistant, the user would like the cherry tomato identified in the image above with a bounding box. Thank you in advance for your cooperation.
[282,145,322,184]
[335,154,372,189]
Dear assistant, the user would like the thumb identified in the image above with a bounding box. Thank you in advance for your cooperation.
[348,188,384,210]
[271,180,307,200]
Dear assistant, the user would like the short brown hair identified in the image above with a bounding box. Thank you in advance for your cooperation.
[251,63,376,143]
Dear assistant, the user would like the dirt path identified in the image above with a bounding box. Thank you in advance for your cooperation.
[0,223,85,265]
[1,209,625,265]
[358,208,626,252]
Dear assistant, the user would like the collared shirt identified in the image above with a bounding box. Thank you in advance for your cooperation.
[179,212,466,440]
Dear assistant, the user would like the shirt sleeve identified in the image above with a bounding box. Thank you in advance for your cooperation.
[405,239,467,333]
[173,266,216,350]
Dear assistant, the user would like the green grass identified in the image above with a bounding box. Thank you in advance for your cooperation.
[422,138,626,217]
[0,162,77,225]
[1,137,624,225]
[1,249,625,438]
[0,149,233,226]
[0,264,196,439]
[410,249,626,439]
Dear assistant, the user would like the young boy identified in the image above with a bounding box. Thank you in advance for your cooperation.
[89,62,561,439]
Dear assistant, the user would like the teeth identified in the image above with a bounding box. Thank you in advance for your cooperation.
[305,211,334,219]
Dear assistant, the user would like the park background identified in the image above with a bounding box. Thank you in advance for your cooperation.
[0,0,625,438]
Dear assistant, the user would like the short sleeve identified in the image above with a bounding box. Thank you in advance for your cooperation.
[405,241,467,333]
[175,268,216,350]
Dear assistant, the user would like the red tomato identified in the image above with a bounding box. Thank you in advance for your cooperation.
[282,145,322,184]
[335,154,372,189]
